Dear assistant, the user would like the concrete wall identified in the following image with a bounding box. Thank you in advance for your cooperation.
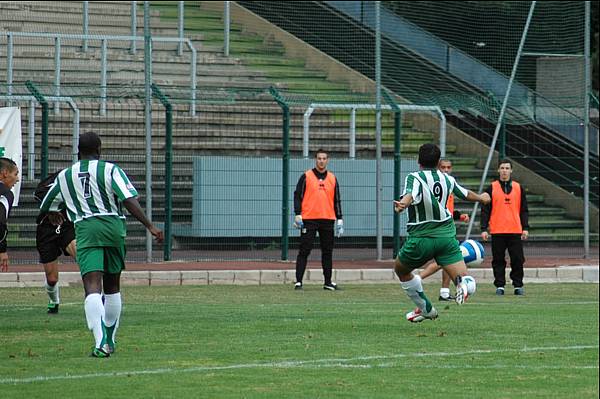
[183,156,418,237]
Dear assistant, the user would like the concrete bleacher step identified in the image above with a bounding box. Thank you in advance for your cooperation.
[2,57,256,76]
[6,1,157,16]
[4,1,591,250]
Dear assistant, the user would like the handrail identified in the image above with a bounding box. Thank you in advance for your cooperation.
[302,103,446,158]
[0,94,79,179]
[5,31,197,115]
[151,84,173,261]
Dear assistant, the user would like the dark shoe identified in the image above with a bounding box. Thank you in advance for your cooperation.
[47,303,59,314]
[323,282,340,291]
[294,282,303,290]
[438,295,455,302]
[514,287,525,296]
[496,287,505,296]
[90,346,110,358]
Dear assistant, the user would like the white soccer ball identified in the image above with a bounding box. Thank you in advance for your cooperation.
[462,275,477,295]
[460,239,485,267]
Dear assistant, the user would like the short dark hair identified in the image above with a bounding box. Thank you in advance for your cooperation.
[439,158,452,165]
[0,157,17,173]
[78,132,102,156]
[418,143,441,168]
[498,158,512,168]
[314,148,328,158]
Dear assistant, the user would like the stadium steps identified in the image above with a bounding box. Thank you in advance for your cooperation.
[448,158,591,242]
[3,1,592,249]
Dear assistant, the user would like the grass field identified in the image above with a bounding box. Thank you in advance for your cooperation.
[0,283,598,398]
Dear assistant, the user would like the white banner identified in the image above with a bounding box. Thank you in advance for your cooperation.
[0,107,23,206]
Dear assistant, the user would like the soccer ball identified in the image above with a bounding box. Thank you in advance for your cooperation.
[462,275,477,295]
[460,239,485,267]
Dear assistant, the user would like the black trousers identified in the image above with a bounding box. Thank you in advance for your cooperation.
[295,219,335,284]
[491,234,525,288]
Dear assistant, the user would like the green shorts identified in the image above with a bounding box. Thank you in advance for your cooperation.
[77,245,126,276]
[398,236,463,269]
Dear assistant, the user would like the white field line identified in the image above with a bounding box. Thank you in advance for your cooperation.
[1,301,598,312]
[0,302,80,312]
[1,345,597,385]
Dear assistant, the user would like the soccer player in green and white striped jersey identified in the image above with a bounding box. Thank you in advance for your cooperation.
[393,144,490,323]
[40,132,163,357]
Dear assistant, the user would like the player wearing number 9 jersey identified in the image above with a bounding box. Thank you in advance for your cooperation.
[402,168,469,237]
[393,144,490,323]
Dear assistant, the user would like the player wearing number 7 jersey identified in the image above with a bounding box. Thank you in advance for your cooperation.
[40,132,163,357]
[393,144,490,322]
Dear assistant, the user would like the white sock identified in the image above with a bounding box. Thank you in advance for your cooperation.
[400,275,432,313]
[84,293,106,348]
[46,282,60,304]
[439,287,451,298]
[104,293,122,343]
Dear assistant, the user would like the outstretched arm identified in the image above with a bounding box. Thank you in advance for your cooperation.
[465,190,490,205]
[393,193,413,213]
[123,197,164,243]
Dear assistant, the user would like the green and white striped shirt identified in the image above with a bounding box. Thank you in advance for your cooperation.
[40,160,138,223]
[403,169,468,226]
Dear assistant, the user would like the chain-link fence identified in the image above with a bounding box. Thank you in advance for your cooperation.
[1,1,597,265]
[2,83,432,264]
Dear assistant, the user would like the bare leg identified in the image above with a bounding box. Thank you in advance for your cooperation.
[442,260,472,305]
[65,239,76,260]
[418,261,441,280]
[43,260,60,306]
[438,269,453,299]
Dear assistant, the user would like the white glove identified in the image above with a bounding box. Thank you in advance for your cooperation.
[335,219,344,238]
[294,215,304,229]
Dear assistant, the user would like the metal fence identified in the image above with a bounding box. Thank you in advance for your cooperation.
[2,82,597,266]
[0,1,597,265]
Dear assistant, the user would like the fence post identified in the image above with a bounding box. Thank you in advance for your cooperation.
[28,100,36,181]
[151,84,173,261]
[269,87,290,261]
[54,36,61,115]
[349,107,356,159]
[7,33,13,101]
[144,1,154,263]
[224,1,230,57]
[189,42,197,116]
[583,0,591,258]
[100,39,107,116]
[25,81,49,179]
[131,1,137,54]
[82,1,89,52]
[178,1,184,56]
[384,91,402,258]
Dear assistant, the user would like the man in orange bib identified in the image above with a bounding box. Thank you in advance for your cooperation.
[293,149,343,291]
[481,159,529,296]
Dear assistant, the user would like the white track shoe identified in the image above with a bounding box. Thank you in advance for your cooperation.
[406,307,438,323]
[455,280,469,305]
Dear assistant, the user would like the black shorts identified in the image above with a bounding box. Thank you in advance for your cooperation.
[36,217,75,264]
